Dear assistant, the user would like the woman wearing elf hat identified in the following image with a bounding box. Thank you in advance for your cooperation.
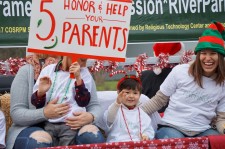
[141,21,225,139]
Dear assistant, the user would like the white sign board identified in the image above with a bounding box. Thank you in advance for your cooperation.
[27,0,132,62]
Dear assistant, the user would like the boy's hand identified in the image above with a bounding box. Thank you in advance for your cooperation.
[69,62,82,85]
[38,76,52,97]
[69,62,81,78]
[116,90,127,104]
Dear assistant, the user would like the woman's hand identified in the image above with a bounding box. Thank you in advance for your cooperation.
[43,98,70,119]
[65,111,94,130]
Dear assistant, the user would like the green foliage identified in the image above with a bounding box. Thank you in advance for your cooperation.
[93,70,118,91]
[96,80,117,91]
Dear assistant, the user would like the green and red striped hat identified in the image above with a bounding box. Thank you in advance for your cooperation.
[195,21,225,56]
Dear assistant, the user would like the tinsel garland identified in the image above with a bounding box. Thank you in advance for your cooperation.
[152,53,169,75]
[88,51,195,77]
[179,50,194,64]
[107,53,148,77]
[0,57,26,75]
[0,51,194,76]
[88,60,104,73]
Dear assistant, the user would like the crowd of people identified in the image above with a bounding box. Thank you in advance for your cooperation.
[0,21,225,148]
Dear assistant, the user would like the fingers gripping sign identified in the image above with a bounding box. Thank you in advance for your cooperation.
[69,62,81,78]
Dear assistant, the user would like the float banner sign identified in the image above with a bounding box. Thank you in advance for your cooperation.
[27,0,132,62]
[0,0,32,46]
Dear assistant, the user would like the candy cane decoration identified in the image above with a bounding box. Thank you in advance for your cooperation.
[109,70,126,77]
[180,50,194,64]
[133,53,148,77]
[89,60,104,73]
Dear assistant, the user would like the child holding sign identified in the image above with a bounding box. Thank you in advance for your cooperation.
[31,56,104,146]
[103,75,155,142]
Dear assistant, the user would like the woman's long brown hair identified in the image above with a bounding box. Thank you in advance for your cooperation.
[188,52,225,88]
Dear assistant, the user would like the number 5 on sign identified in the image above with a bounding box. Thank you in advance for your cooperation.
[36,0,55,41]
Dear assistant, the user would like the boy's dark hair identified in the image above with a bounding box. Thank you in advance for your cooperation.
[117,75,142,92]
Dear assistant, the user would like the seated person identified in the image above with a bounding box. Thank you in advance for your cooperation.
[7,54,104,149]
[31,56,105,146]
[103,75,155,142]
[6,53,60,149]
[141,21,225,139]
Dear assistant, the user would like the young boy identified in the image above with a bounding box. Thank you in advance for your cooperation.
[31,56,93,146]
[103,75,155,142]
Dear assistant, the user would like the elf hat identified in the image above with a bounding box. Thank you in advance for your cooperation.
[153,42,185,57]
[195,21,225,56]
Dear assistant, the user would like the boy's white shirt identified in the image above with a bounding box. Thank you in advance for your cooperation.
[0,110,6,147]
[95,91,161,133]
[103,104,155,142]
[33,64,93,123]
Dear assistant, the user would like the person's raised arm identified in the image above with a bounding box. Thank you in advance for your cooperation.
[31,76,52,108]
[70,62,90,107]
[106,90,126,126]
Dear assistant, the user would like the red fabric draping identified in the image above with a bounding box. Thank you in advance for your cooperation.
[43,137,209,149]
[208,135,225,149]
